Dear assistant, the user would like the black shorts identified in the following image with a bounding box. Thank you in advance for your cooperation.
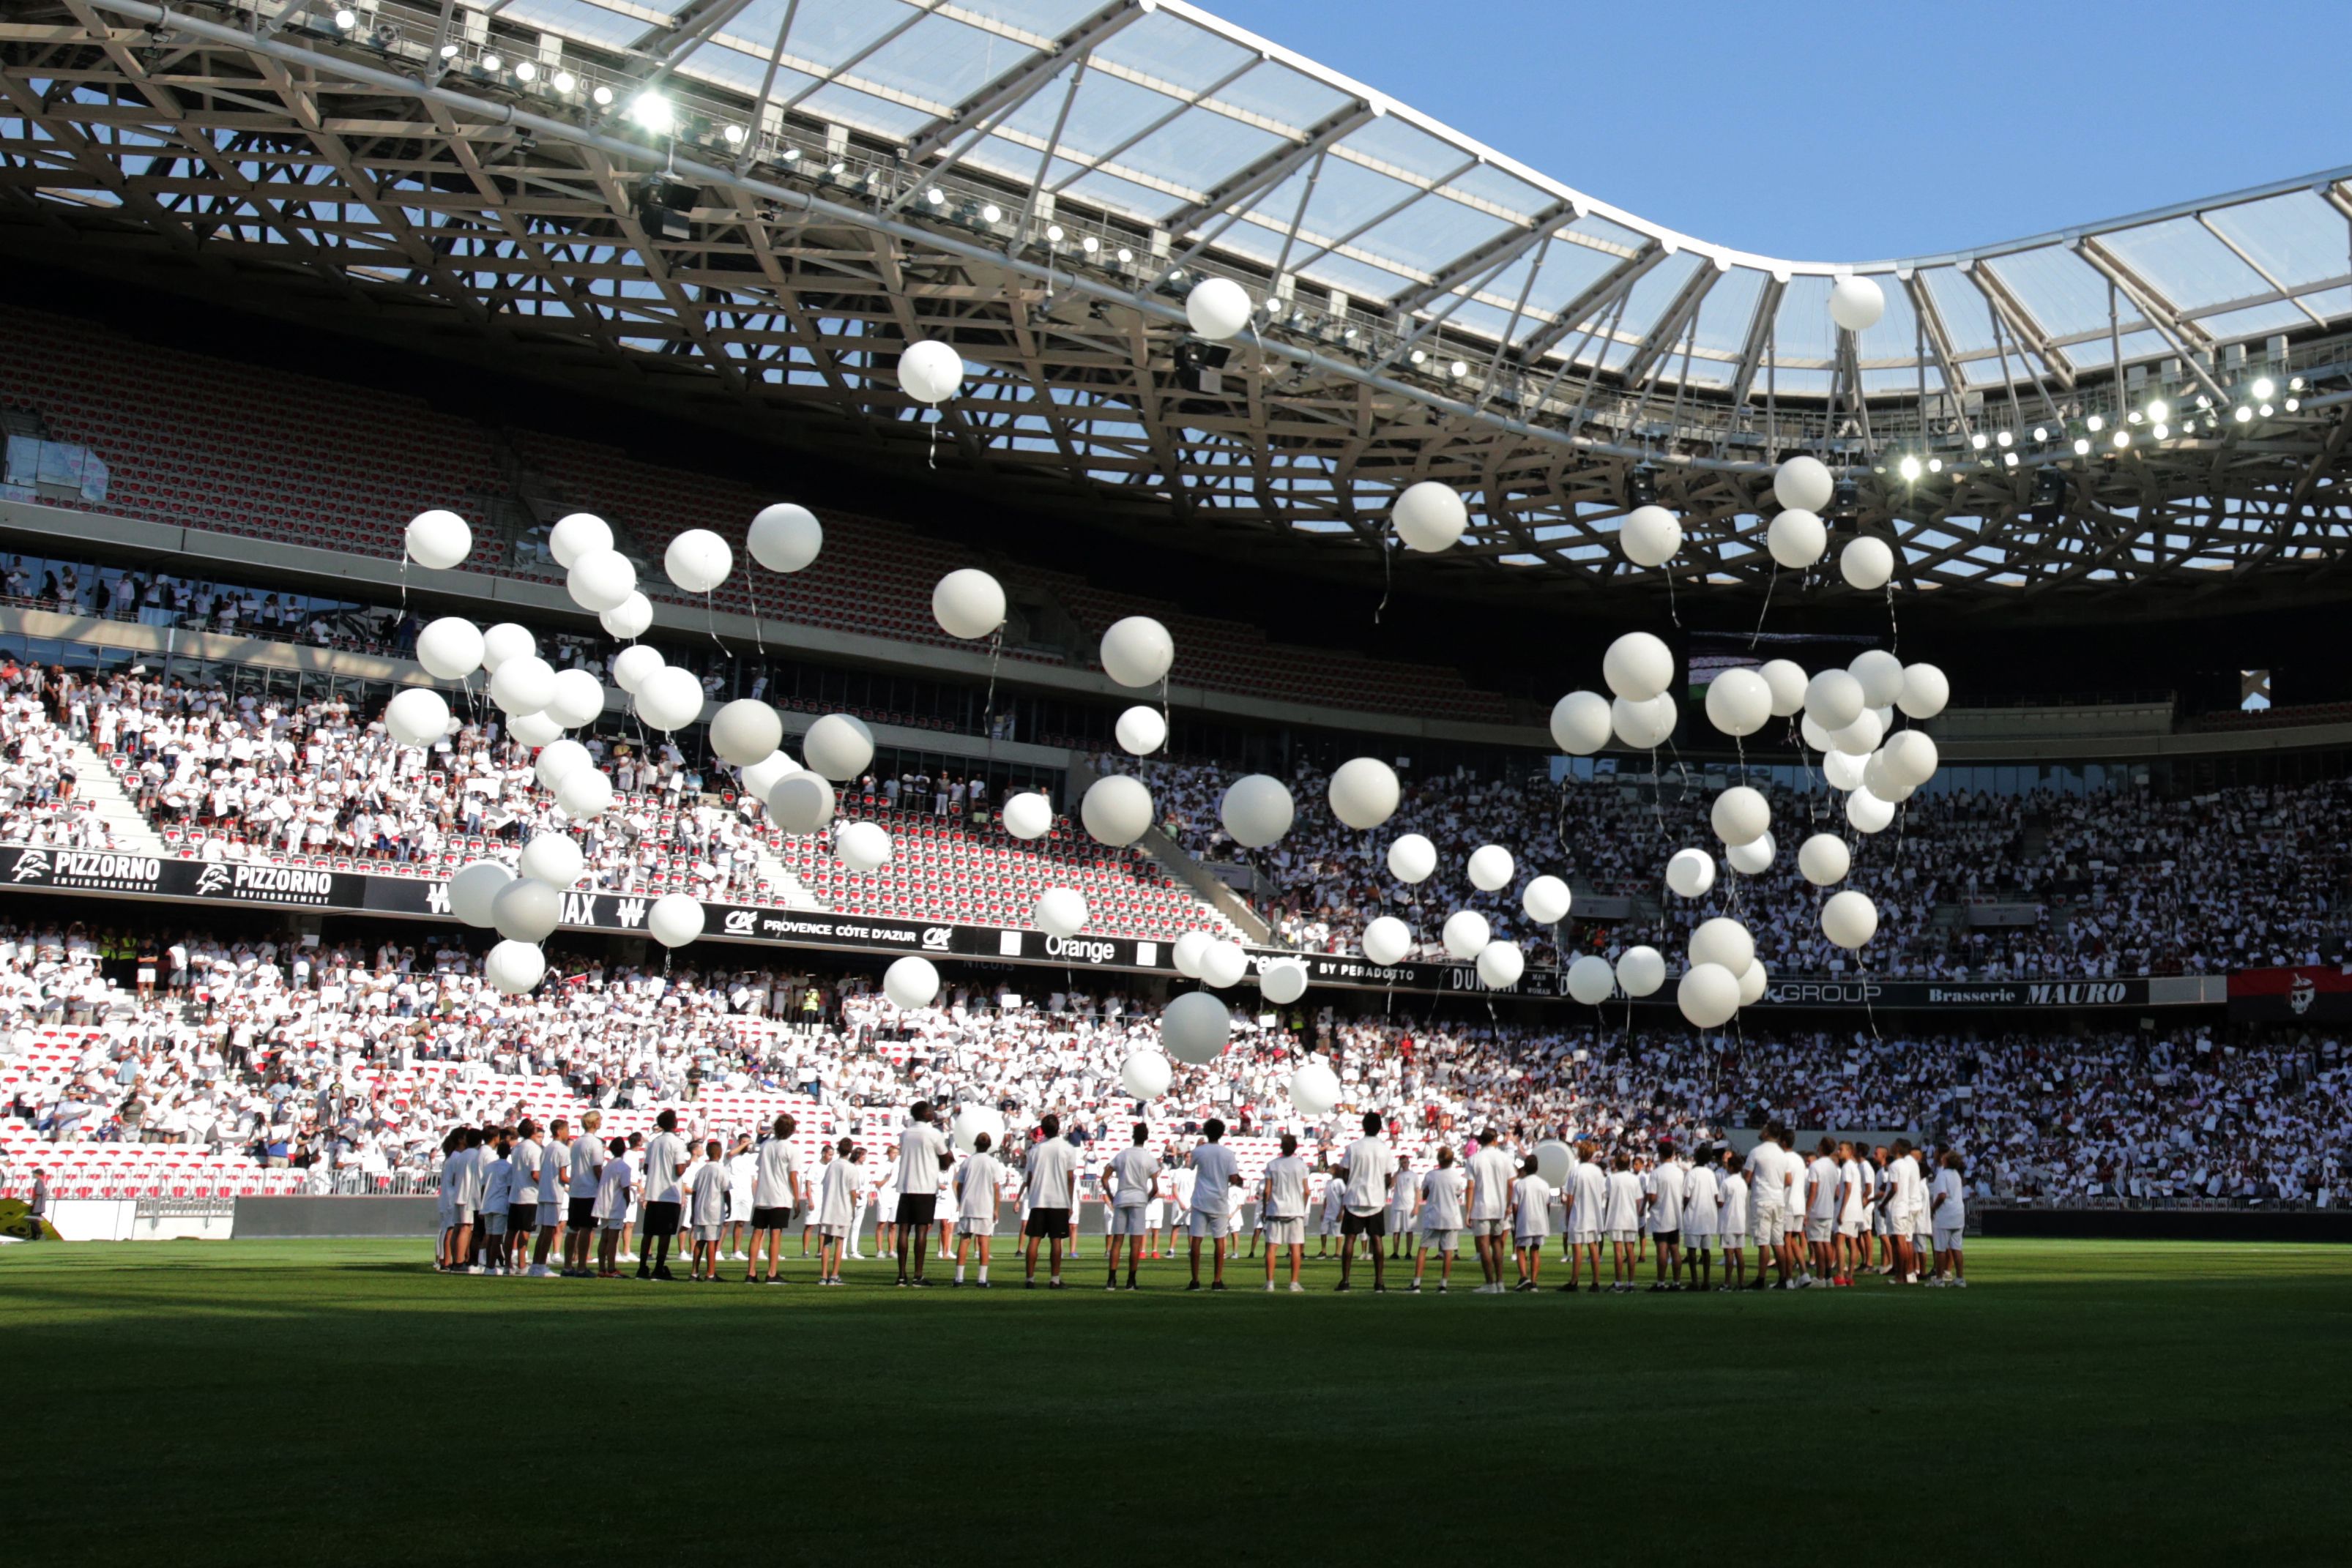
[509,1203,539,1232]
[750,1206,792,1231]
[895,1193,937,1229]
[1024,1206,1071,1240]
[1653,1228,1680,1247]
[1341,1211,1386,1239]
[642,1200,682,1239]
[567,1198,595,1228]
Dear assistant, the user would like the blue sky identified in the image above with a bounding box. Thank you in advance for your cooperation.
[1208,0,2352,261]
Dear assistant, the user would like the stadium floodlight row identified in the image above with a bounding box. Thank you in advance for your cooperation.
[2,0,2349,609]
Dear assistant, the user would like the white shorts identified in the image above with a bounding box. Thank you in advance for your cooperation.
[1420,1228,1458,1254]
[1722,1232,1748,1252]
[1837,1219,1862,1237]
[1109,1204,1147,1236]
[1883,1207,1913,1236]
[485,1214,508,1236]
[1145,1201,1165,1226]
[1188,1210,1231,1240]
[958,1218,994,1238]
[1804,1216,1834,1244]
[1754,1204,1785,1244]
[1513,1232,1545,1250]
[1568,1228,1599,1245]
[1265,1217,1305,1247]
[817,1223,849,1240]
[1608,1228,1637,1245]
[537,1202,560,1228]
[1683,1231,1714,1251]
[1470,1217,1508,1238]
[1933,1225,1963,1252]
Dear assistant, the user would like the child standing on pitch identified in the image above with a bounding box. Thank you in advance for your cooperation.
[954,1132,1003,1288]
[689,1139,729,1281]
[1508,1155,1551,1291]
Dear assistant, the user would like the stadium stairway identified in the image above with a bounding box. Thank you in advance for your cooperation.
[70,739,166,856]
[745,835,825,911]
[1068,751,1271,944]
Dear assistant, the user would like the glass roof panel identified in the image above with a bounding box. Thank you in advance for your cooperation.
[1213,59,1352,130]
[1769,275,1836,367]
[1849,272,1919,366]
[502,0,644,51]
[779,0,913,72]
[1090,10,1258,97]
[796,82,939,138]
[1610,250,1702,346]
[679,40,796,95]
[2197,300,2319,340]
[1033,70,1186,162]
[1109,105,1288,198]
[1686,266,1763,356]
[1239,157,1422,251]
[1919,269,1996,356]
[1347,195,1516,283]
[1337,114,1480,187]
[1444,163,1555,225]
[2099,217,2271,312]
[2203,192,2348,291]
[1057,165,1186,223]
[953,0,1110,35]
[855,13,1014,108]
[1977,246,2110,339]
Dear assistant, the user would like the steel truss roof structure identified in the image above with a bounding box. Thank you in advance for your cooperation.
[4,0,2352,619]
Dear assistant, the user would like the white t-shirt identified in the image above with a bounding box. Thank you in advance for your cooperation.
[1808,1155,1842,1220]
[642,1132,688,1206]
[482,1154,513,1213]
[690,1162,729,1228]
[567,1134,605,1198]
[1511,1175,1552,1238]
[1341,1135,1396,1215]
[1570,1162,1606,1229]
[958,1151,1003,1225]
[1262,1154,1309,1220]
[509,1137,543,1204]
[1421,1166,1467,1230]
[1889,1154,1924,1216]
[1649,1160,1685,1230]
[817,1159,863,1228]
[1719,1171,1749,1233]
[1603,1170,1642,1232]
[594,1155,633,1222]
[1839,1160,1866,1222]
[753,1137,802,1209]
[896,1121,948,1195]
[1188,1141,1239,1217]
[541,1140,569,1208]
[1110,1145,1158,1206]
[1683,1163,1721,1236]
[1024,1137,1079,1209]
[1748,1143,1785,1210]
[1930,1166,1965,1228]
[1465,1143,1516,1221]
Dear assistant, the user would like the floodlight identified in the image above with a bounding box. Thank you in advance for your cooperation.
[513,60,536,82]
[722,123,744,146]
[2251,377,2276,400]
[2146,399,2168,423]
[480,53,501,72]
[592,84,614,105]
[2072,437,2091,455]
[2113,430,2131,449]
[1897,455,1922,481]
[629,90,673,133]
[552,70,576,92]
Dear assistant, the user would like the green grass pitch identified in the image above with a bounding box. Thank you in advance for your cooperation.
[7,1238,2349,1563]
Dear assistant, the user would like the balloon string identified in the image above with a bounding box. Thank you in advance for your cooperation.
[1664,561,1681,628]
[708,589,728,655]
[398,556,409,613]
[1883,578,1899,653]
[746,572,766,656]
[1749,561,1778,649]
[1374,533,1394,624]
[927,413,939,471]
[983,627,1004,764]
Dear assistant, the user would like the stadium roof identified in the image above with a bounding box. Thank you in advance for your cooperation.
[5,0,2352,618]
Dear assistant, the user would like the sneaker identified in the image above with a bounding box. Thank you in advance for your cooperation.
[1436,1283,1449,1293]
[1372,1284,1389,1293]
[1955,1279,1968,1289]
[911,1278,932,1288]
[465,1265,485,1275]
[652,1267,677,1282]
[1262,1282,1276,1292]
[1185,1281,1199,1292]
[1291,1281,1307,1293]
[1209,1281,1228,1292]
[1587,1283,1601,1293]
[1333,1283,1352,1293]
[973,1281,991,1289]
[895,1278,909,1288]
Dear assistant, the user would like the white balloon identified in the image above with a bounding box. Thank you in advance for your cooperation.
[1615,945,1666,998]
[547,512,611,568]
[1737,958,1770,1007]
[1160,990,1231,1065]
[1830,709,1884,756]
[1393,481,1468,553]
[1711,785,1769,848]
[709,700,783,766]
[1081,774,1153,847]
[1847,787,1895,835]
[1774,454,1834,514]
[1219,774,1294,849]
[384,687,449,748]
[1361,916,1413,967]
[767,773,836,834]
[1114,706,1166,757]
[1842,535,1894,591]
[1804,668,1865,731]
[1620,504,1682,567]
[1727,830,1776,875]
[448,860,513,928]
[481,623,535,671]
[1822,747,1867,792]
[1259,957,1309,1006]
[1766,508,1826,570]
[1099,616,1174,689]
[951,1104,1006,1155]
[1704,668,1772,737]
[600,593,654,642]
[801,713,874,780]
[403,508,472,570]
[1798,832,1851,887]
[543,668,606,730]
[1328,757,1400,831]
[1549,690,1612,755]
[414,617,485,682]
[507,708,566,747]
[1200,939,1248,990]
[748,503,823,573]
[1001,791,1052,840]
[632,666,706,733]
[1602,631,1674,701]
[1801,714,1836,753]
[1119,1049,1172,1102]
[1441,909,1490,961]
[1183,275,1252,341]
[485,939,546,996]
[1849,649,1906,709]
[1287,1060,1342,1116]
[1172,930,1215,979]
[1678,962,1741,1028]
[1522,875,1571,925]
[883,955,939,1011]
[1533,1139,1575,1187]
[488,654,554,718]
[1388,833,1437,884]
[740,750,797,802]
[1566,954,1617,1005]
[611,643,664,695]
[534,738,592,791]
[1883,728,1940,789]
[491,877,561,943]
[663,529,732,595]
[1032,886,1088,938]
[1822,889,1879,949]
[1898,662,1951,720]
[898,338,964,404]
[554,767,614,821]
[1664,848,1716,899]
[931,568,1005,640]
[1829,274,1886,332]
[1689,916,1755,975]
[567,548,636,613]
[1759,659,1808,717]
[518,832,584,891]
[1612,692,1678,750]
[1467,843,1515,893]
[836,820,892,873]
[1475,940,1525,990]
[648,892,704,949]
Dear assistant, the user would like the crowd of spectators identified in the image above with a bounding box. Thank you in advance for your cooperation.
[3,914,2345,1211]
